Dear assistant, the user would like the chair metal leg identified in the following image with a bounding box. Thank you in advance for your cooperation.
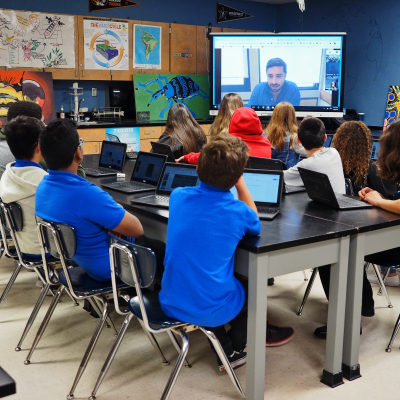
[66,296,111,400]
[372,264,393,308]
[167,330,192,368]
[302,270,308,281]
[64,287,79,306]
[24,286,64,364]
[386,313,400,352]
[137,319,169,365]
[92,296,118,335]
[161,329,189,400]
[297,268,318,316]
[0,262,22,310]
[15,283,52,351]
[378,267,391,295]
[88,314,135,400]
[200,328,246,399]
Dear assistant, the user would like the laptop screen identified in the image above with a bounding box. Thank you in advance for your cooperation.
[157,164,200,195]
[99,142,126,169]
[231,171,281,205]
[324,135,333,148]
[370,141,380,160]
[132,152,166,185]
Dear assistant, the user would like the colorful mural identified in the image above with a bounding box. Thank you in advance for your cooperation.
[383,86,400,130]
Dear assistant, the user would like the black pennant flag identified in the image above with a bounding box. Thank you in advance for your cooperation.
[89,0,140,12]
[217,2,253,23]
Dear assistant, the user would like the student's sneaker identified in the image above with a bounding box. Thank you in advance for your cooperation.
[217,349,247,372]
[266,323,295,347]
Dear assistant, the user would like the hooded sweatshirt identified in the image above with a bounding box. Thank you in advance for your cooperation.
[0,130,15,178]
[0,162,48,254]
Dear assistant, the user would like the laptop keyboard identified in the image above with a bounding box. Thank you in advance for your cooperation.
[257,207,278,214]
[126,152,138,159]
[85,167,118,174]
[337,199,358,208]
[286,185,305,193]
[110,182,151,189]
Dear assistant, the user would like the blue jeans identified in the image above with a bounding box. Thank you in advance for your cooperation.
[271,143,300,169]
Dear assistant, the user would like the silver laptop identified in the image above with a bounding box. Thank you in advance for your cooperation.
[231,169,284,220]
[101,152,167,194]
[131,162,200,209]
[298,167,372,210]
[370,140,380,161]
[84,141,127,177]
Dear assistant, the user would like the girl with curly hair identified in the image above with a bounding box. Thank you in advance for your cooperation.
[265,102,307,168]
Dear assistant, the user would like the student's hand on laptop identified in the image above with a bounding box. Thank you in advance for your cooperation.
[359,187,373,200]
[175,156,184,163]
[235,176,258,215]
[363,190,384,206]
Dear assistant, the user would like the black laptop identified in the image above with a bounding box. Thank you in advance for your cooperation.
[101,152,167,194]
[84,141,127,177]
[246,156,305,195]
[370,140,380,161]
[324,134,333,148]
[151,142,176,162]
[298,167,372,210]
[231,169,284,220]
[131,162,200,209]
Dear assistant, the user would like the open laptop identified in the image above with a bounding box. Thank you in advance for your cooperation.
[246,156,305,195]
[151,142,176,162]
[370,140,380,161]
[231,169,284,220]
[101,152,167,194]
[324,134,333,148]
[131,162,200,209]
[298,167,372,210]
[84,141,127,177]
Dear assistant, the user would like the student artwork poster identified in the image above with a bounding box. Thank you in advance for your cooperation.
[0,9,75,69]
[106,127,140,152]
[83,19,129,70]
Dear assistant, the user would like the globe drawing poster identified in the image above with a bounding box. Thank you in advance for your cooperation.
[134,24,161,69]
[83,19,129,70]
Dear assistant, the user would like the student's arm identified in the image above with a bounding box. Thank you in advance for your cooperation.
[235,175,258,215]
[360,188,400,214]
[110,211,144,237]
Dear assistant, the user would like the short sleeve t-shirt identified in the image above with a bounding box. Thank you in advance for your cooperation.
[35,170,126,281]
[159,182,260,327]
[247,81,301,107]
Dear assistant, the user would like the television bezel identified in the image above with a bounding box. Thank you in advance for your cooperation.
[209,32,347,118]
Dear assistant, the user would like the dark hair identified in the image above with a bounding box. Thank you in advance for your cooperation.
[266,58,287,74]
[165,103,207,155]
[5,116,44,160]
[378,120,400,182]
[7,101,42,122]
[40,119,79,170]
[197,134,249,189]
[297,117,326,150]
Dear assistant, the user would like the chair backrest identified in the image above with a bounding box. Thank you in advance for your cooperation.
[345,178,355,196]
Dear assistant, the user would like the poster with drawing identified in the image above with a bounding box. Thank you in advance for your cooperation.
[83,18,129,70]
[134,24,161,70]
[0,9,75,68]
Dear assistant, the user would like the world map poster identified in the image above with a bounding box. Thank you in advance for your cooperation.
[134,24,161,70]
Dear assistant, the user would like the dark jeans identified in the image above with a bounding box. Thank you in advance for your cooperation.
[204,279,248,354]
[318,264,374,310]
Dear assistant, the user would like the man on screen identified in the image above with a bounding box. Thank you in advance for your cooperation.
[247,58,300,108]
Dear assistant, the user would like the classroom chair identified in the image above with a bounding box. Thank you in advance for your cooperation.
[87,235,245,400]
[32,219,168,400]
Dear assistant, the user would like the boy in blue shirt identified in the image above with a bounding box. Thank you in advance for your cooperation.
[159,134,294,371]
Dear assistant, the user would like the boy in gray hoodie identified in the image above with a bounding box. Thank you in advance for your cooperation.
[0,116,47,255]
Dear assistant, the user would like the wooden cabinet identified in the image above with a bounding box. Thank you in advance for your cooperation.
[83,141,101,154]
[77,128,106,154]
[170,24,197,75]
[140,139,153,152]
[196,26,222,75]
[140,126,162,140]
[200,124,212,136]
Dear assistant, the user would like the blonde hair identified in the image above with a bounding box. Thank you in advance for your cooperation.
[209,93,243,137]
[265,102,298,151]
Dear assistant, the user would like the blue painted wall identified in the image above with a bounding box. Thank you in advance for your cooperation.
[276,0,397,127]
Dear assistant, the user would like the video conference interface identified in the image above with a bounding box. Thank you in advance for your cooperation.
[231,173,281,204]
[159,165,200,193]
[100,143,125,168]
[212,35,343,112]
[133,154,166,184]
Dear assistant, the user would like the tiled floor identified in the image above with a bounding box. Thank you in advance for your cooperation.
[1,256,400,400]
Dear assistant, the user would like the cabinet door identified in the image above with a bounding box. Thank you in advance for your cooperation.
[222,28,246,32]
[200,124,212,136]
[140,21,170,75]
[77,128,106,142]
[196,26,222,75]
[84,141,101,154]
[140,138,153,152]
[170,24,197,75]
[140,126,162,140]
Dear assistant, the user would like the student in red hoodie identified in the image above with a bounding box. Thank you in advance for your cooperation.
[181,107,271,164]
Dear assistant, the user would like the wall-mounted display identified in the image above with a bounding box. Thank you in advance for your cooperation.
[134,73,209,121]
[134,24,161,70]
[0,9,75,68]
[0,71,56,126]
[83,18,129,70]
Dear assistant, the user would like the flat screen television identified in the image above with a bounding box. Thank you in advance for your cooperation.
[209,32,346,118]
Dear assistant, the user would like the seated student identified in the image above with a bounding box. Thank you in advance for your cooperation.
[35,119,164,281]
[181,107,271,165]
[153,103,207,159]
[265,102,307,169]
[159,134,294,371]
[284,117,346,193]
[0,101,44,178]
[0,116,47,256]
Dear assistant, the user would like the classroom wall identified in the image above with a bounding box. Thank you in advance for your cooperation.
[276,0,399,127]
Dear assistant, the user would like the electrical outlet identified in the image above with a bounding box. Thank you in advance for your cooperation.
[92,87,97,97]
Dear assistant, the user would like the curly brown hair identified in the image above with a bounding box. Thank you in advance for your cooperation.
[332,121,372,186]
[378,120,400,182]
